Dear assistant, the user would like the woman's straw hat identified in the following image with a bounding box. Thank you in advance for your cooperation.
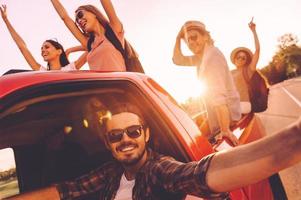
[230,47,253,65]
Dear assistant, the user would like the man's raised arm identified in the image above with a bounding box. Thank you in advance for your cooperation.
[207,118,301,192]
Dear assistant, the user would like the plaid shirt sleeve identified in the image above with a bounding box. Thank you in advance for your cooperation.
[149,153,229,199]
[56,163,111,200]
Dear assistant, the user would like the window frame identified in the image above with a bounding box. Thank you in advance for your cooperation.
[1,79,191,194]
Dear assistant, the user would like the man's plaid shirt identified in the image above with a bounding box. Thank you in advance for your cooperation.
[57,149,229,200]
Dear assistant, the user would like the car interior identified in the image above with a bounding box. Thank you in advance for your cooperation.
[0,80,190,199]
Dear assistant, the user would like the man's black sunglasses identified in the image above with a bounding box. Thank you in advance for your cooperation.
[107,125,144,143]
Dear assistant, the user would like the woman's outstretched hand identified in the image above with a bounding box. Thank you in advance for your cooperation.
[248,17,256,32]
[0,4,7,20]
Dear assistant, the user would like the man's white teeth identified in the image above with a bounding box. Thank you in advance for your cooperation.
[120,145,135,152]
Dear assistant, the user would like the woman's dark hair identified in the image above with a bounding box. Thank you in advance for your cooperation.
[75,5,109,51]
[87,24,121,53]
[87,33,95,52]
[45,39,70,70]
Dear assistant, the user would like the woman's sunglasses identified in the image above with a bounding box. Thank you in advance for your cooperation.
[236,56,247,61]
[107,125,144,143]
[75,10,84,23]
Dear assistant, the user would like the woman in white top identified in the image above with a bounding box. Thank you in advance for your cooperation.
[0,5,86,71]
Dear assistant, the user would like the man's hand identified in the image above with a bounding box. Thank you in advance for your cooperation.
[216,129,239,146]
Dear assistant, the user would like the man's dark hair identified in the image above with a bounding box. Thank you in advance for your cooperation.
[103,103,145,128]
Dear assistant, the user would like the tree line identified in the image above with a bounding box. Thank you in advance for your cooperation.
[260,33,301,85]
[0,168,17,182]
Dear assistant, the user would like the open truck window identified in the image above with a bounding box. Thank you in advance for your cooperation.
[0,148,19,199]
[0,80,188,197]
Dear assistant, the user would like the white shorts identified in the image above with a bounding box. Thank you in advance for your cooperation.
[240,101,251,114]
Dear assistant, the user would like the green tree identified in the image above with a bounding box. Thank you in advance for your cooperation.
[278,33,298,49]
[261,33,301,84]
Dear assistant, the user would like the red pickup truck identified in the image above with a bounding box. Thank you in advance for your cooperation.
[0,70,285,199]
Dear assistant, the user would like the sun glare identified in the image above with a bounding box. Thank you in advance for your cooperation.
[171,78,207,103]
[197,80,207,96]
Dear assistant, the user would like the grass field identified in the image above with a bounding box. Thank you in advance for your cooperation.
[0,179,19,199]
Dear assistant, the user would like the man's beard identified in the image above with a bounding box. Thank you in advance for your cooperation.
[121,148,146,166]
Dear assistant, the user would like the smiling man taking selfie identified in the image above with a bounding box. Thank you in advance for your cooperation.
[9,102,301,200]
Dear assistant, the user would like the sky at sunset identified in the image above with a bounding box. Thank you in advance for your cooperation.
[0,148,15,171]
[0,0,300,102]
